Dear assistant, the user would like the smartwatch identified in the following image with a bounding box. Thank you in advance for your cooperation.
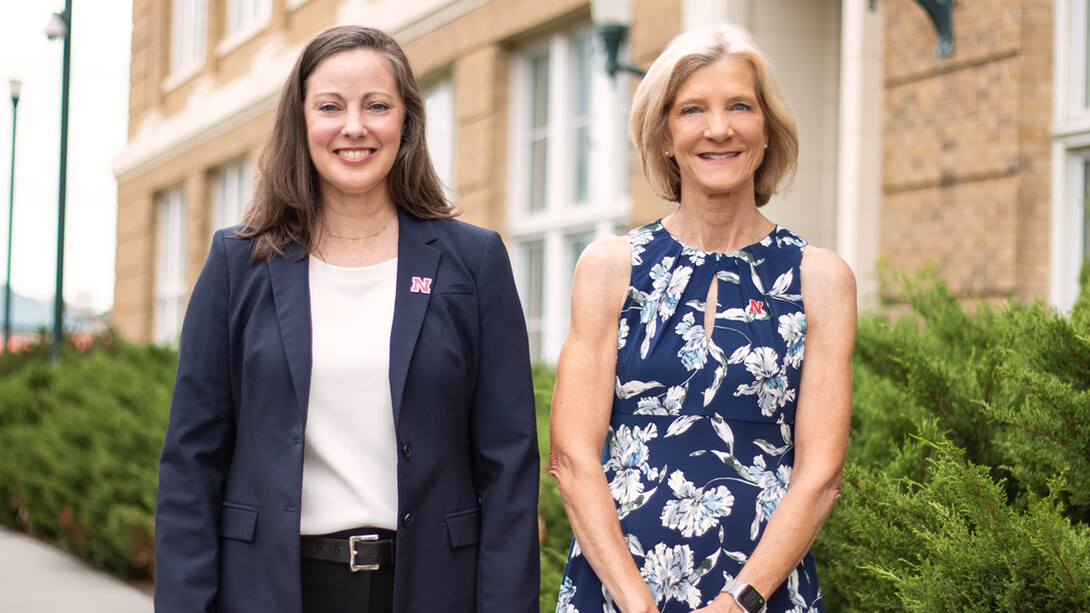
[723,579,766,613]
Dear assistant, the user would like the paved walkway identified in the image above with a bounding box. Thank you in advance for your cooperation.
[0,526,153,612]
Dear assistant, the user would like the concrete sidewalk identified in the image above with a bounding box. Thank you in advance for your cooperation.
[0,526,153,612]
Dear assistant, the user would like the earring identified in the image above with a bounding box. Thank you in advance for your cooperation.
[664,150,672,157]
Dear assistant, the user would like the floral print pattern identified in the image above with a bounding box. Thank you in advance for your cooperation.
[558,222,823,612]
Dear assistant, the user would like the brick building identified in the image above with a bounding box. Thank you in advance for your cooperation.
[112,0,1082,362]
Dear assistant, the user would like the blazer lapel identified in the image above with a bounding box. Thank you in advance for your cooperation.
[267,243,313,416]
[390,210,441,424]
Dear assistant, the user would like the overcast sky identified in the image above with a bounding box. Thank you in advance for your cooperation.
[0,1,132,314]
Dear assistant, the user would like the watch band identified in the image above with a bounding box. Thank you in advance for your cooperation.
[723,579,766,613]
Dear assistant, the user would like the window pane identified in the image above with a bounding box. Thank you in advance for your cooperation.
[227,0,269,35]
[212,162,249,229]
[530,54,550,128]
[573,125,591,204]
[171,0,206,73]
[529,139,548,213]
[571,32,593,204]
[155,188,187,345]
[1085,2,1090,108]
[1084,159,1090,258]
[527,53,550,213]
[424,79,456,200]
[524,240,545,319]
[521,240,546,362]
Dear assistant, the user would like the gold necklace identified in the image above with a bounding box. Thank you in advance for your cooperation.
[317,211,397,241]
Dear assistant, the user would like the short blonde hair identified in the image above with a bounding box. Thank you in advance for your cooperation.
[628,23,798,207]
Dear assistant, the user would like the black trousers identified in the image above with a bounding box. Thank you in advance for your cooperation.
[300,527,396,613]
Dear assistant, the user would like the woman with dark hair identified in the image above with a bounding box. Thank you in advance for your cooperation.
[550,23,855,613]
[154,25,540,613]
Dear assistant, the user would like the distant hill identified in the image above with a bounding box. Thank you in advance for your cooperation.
[0,285,97,331]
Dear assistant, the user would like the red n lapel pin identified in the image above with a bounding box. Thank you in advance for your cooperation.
[410,276,433,294]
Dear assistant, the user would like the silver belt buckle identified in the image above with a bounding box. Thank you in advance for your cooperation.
[349,534,379,572]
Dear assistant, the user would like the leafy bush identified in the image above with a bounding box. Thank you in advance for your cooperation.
[533,365,573,612]
[813,271,1090,611]
[0,332,176,577]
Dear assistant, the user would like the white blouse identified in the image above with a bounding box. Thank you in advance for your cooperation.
[300,255,399,534]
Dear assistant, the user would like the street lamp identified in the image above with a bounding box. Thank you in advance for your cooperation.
[590,0,645,79]
[4,78,21,352]
[46,1,71,362]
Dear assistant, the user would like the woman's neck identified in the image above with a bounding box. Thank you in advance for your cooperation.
[663,194,773,253]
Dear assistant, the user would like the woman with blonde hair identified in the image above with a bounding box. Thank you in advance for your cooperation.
[551,22,855,613]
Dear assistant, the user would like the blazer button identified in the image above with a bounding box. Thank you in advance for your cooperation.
[402,513,414,528]
[401,442,413,459]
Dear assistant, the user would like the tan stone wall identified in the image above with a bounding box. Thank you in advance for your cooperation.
[882,0,1052,301]
[628,0,682,229]
[113,110,274,342]
[127,0,166,139]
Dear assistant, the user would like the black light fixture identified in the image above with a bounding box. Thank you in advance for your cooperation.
[46,1,72,362]
[870,0,954,57]
[590,0,645,79]
[916,0,954,56]
[4,77,21,352]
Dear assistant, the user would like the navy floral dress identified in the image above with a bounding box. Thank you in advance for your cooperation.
[557,221,822,612]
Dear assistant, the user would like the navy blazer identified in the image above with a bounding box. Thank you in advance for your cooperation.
[155,211,540,612]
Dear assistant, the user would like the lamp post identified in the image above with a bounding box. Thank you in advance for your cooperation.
[46,1,71,362]
[4,78,21,352]
[590,0,644,79]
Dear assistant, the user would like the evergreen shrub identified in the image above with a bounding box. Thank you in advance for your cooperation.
[814,272,1090,612]
[0,333,176,578]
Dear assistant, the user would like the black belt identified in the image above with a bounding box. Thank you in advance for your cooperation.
[300,534,395,572]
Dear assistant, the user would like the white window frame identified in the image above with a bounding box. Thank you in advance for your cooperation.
[167,0,207,89]
[424,77,457,202]
[218,0,272,56]
[211,161,251,231]
[507,25,632,363]
[155,187,188,346]
[1051,0,1090,308]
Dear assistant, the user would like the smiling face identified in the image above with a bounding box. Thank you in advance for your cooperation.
[664,56,766,207]
[304,48,405,208]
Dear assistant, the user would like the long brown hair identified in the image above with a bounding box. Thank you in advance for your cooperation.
[239,25,453,261]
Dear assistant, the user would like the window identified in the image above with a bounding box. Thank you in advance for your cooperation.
[508,26,632,363]
[211,161,250,231]
[226,0,271,37]
[1051,1,1090,307]
[218,0,271,54]
[424,78,457,201]
[155,187,188,345]
[170,0,207,77]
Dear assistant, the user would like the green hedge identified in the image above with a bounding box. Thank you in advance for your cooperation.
[2,269,1088,613]
[0,332,176,577]
[812,271,1090,611]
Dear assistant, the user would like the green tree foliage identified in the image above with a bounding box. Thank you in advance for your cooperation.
[814,270,1090,611]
